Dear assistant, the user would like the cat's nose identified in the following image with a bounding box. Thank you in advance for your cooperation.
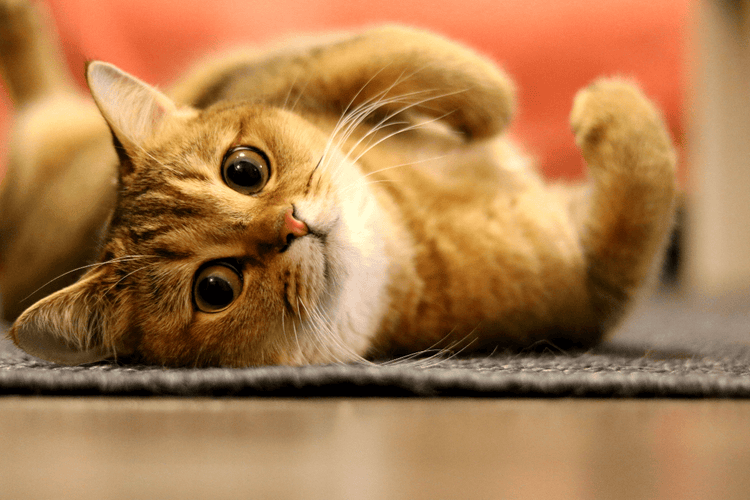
[281,207,309,246]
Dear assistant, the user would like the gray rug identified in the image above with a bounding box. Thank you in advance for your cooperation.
[3,291,750,397]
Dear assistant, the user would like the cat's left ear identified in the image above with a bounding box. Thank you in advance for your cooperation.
[8,267,128,365]
[86,61,181,157]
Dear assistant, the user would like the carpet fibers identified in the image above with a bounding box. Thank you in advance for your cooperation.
[3,292,750,397]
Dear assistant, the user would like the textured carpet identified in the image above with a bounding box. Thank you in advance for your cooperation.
[3,291,750,397]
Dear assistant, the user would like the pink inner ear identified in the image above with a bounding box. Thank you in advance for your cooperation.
[148,103,169,130]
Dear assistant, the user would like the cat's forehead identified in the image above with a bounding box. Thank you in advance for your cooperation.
[107,103,323,259]
[189,103,320,163]
[115,103,319,206]
[123,103,316,178]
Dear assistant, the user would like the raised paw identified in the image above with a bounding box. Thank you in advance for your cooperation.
[570,78,678,329]
[570,78,674,174]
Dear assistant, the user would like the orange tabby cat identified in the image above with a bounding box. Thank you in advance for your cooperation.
[0,0,676,366]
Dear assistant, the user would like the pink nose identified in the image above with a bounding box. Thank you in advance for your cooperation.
[282,208,309,242]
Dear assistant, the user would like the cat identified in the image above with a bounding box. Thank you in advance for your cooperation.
[0,0,677,366]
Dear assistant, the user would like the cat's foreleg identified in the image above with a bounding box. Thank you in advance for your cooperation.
[570,79,677,329]
[309,25,516,140]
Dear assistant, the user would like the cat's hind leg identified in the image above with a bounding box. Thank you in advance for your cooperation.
[0,0,116,321]
[0,0,74,102]
[570,79,677,330]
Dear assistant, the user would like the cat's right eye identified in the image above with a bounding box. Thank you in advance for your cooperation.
[193,263,243,313]
[222,147,270,195]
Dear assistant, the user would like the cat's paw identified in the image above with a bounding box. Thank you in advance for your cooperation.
[570,78,673,174]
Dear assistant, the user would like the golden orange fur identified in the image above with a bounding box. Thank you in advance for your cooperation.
[0,0,676,366]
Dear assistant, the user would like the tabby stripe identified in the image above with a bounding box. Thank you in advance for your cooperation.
[151,246,194,261]
[128,181,197,201]
[283,281,295,314]
[162,169,212,182]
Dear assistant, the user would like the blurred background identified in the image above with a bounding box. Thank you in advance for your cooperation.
[0,0,690,183]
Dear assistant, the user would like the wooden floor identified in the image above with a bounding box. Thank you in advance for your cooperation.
[1,398,749,500]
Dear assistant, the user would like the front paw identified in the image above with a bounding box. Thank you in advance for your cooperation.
[570,78,672,169]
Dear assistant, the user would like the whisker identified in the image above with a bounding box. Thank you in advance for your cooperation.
[327,89,434,159]
[19,255,155,303]
[319,94,424,183]
[289,76,312,113]
[381,341,458,367]
[362,154,449,180]
[338,178,400,196]
[299,299,375,365]
[337,154,450,197]
[318,65,437,176]
[101,262,159,298]
[338,88,449,158]
[281,73,301,110]
[321,87,466,192]
[290,318,306,365]
[413,338,478,369]
[329,107,457,199]
[297,299,342,363]
[349,108,458,168]
[381,326,478,368]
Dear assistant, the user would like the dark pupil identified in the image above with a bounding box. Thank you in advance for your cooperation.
[197,275,235,308]
[227,158,261,187]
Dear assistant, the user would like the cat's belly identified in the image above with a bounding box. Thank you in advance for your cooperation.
[370,180,598,356]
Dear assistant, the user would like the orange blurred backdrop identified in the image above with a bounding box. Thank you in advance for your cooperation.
[0,0,691,183]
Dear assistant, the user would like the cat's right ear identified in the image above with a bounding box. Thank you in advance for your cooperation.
[8,267,128,365]
[86,61,182,158]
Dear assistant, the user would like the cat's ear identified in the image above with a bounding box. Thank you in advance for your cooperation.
[9,268,125,365]
[306,25,516,140]
[86,61,179,155]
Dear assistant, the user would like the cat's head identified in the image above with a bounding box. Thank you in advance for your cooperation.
[11,62,392,366]
[9,26,516,366]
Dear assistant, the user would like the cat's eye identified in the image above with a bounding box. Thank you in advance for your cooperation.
[193,262,243,313]
[222,147,270,195]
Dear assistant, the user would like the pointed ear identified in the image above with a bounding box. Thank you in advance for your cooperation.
[8,269,121,365]
[86,61,178,155]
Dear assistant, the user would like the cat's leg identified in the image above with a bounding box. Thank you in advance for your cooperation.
[303,25,516,140]
[0,0,115,321]
[177,26,516,141]
[570,78,677,330]
[0,0,73,101]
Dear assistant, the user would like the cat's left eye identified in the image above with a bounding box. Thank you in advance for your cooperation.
[222,147,270,195]
[193,262,243,313]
